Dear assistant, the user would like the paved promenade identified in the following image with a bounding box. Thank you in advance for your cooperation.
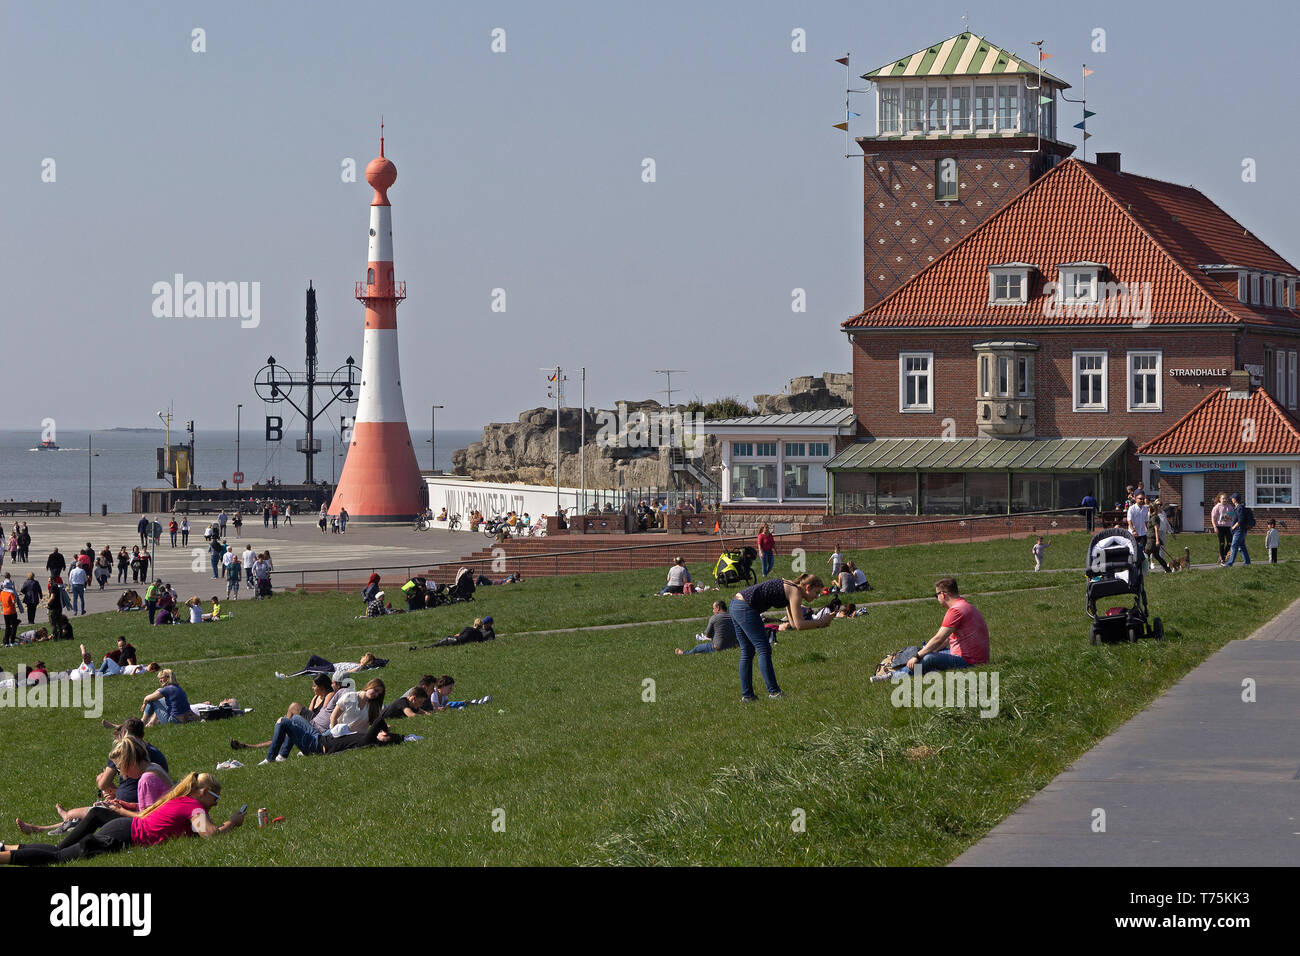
[1,515,482,615]
[953,597,1300,866]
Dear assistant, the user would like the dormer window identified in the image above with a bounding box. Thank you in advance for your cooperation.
[1264,276,1274,307]
[1058,262,1105,305]
[988,263,1033,305]
[1238,273,1248,303]
[1250,273,1261,304]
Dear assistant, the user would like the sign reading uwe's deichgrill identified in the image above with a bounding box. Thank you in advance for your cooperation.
[1158,459,1244,473]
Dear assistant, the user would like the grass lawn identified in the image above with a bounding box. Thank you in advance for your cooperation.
[0,530,1294,866]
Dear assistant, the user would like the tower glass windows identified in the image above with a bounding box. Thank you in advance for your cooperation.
[926,86,948,131]
[997,84,1019,131]
[950,86,971,131]
[878,86,900,134]
[974,86,994,130]
[904,87,924,132]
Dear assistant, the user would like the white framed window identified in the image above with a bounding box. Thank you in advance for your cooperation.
[904,87,924,132]
[1253,465,1294,506]
[1251,273,1260,304]
[1288,278,1296,309]
[1060,266,1101,304]
[988,265,1030,305]
[754,442,777,457]
[731,442,753,458]
[878,86,900,134]
[926,86,948,132]
[1275,277,1285,307]
[1238,273,1248,303]
[1128,350,1163,411]
[1277,350,1287,400]
[784,442,805,458]
[1073,350,1108,411]
[950,86,971,131]
[973,85,994,130]
[1038,89,1055,135]
[979,354,990,396]
[1264,276,1274,307]
[899,352,933,412]
[1290,351,1297,409]
[935,158,958,201]
[808,442,829,457]
[997,84,1019,131]
[1017,356,1031,396]
[996,356,1012,396]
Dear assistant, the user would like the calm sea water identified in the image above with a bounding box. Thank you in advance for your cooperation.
[0,428,483,513]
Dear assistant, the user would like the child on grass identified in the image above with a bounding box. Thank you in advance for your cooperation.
[1032,536,1050,571]
[1266,518,1280,565]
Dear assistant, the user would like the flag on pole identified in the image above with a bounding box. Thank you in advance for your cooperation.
[1039,51,1053,61]
[848,111,861,118]
[835,56,849,65]
[1083,109,1096,118]
[1083,131,1092,140]
[1074,121,1087,130]
[1082,67,1094,77]
[1039,95,1053,105]
[832,122,848,131]
[713,519,721,533]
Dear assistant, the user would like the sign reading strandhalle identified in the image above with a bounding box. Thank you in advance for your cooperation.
[1158,460,1245,473]
[1167,368,1229,377]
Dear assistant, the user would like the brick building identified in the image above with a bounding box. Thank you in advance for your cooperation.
[827,34,1300,522]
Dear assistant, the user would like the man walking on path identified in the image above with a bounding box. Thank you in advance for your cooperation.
[1225,492,1253,566]
[68,564,88,616]
[138,515,149,548]
[218,509,228,539]
[1081,492,1098,533]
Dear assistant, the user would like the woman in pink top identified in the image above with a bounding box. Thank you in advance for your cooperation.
[757,524,776,578]
[1211,493,1234,565]
[1,771,242,865]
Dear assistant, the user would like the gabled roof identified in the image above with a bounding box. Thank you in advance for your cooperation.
[826,436,1128,471]
[1138,388,1300,457]
[844,158,1300,330]
[704,408,856,429]
[863,33,1068,88]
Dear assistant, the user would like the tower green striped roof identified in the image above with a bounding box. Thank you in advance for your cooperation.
[863,33,1069,88]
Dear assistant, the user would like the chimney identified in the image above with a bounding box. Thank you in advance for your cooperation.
[1227,369,1252,399]
[1096,152,1121,173]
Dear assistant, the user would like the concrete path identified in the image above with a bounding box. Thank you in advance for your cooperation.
[953,599,1300,866]
[0,515,480,616]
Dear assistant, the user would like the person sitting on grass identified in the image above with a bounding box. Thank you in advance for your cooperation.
[659,557,691,595]
[203,597,222,622]
[0,772,244,866]
[325,677,386,738]
[431,617,496,647]
[140,668,197,725]
[16,736,173,838]
[232,674,337,753]
[116,589,143,611]
[19,721,168,835]
[98,636,138,675]
[871,577,990,682]
[676,601,738,655]
[428,675,491,710]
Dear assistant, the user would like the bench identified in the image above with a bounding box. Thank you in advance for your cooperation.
[0,501,62,515]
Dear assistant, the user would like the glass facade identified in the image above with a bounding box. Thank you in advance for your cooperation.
[921,473,965,514]
[833,471,1107,515]
[876,473,917,515]
[966,473,1009,515]
[1011,473,1052,513]
[730,463,776,500]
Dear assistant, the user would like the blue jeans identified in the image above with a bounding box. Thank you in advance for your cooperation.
[683,642,716,654]
[144,698,178,724]
[98,657,123,676]
[267,714,323,759]
[211,555,221,578]
[1225,531,1251,566]
[730,598,780,698]
[892,649,970,675]
[760,550,774,576]
[69,584,85,615]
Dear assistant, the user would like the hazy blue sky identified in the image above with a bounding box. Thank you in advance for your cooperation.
[4,0,1297,434]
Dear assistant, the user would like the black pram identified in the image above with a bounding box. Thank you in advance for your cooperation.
[1084,529,1164,644]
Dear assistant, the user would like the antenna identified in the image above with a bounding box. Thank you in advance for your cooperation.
[654,369,687,407]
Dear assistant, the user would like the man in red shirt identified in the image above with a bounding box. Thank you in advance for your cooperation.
[882,578,989,677]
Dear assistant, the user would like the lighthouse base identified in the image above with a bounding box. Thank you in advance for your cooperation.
[329,420,428,521]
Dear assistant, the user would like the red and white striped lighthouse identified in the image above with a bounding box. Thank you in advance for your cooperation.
[329,128,427,520]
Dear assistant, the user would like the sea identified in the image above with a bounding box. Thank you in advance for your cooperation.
[0,427,484,513]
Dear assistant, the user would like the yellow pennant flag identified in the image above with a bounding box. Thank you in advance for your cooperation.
[832,122,848,131]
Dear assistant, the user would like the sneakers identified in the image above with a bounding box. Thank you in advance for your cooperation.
[768,692,785,700]
[469,695,492,705]
[275,755,288,763]
[257,758,273,766]
[741,695,759,703]
[216,759,244,770]
[869,672,894,683]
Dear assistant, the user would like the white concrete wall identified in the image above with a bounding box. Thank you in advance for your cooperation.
[425,477,620,528]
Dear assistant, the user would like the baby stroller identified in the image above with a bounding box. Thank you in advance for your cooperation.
[1085,528,1163,645]
[446,567,476,604]
[713,546,758,587]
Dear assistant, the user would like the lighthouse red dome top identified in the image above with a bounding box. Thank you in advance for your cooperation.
[366,120,397,205]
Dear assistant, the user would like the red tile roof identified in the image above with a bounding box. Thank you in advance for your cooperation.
[1138,387,1300,457]
[845,158,1300,329]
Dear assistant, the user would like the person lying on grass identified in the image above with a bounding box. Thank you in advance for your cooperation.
[231,674,337,752]
[97,636,138,675]
[427,675,491,710]
[18,731,171,836]
[258,713,404,763]
[381,686,431,719]
[1,772,243,866]
[116,589,143,611]
[431,617,496,647]
[676,601,738,655]
[870,577,990,682]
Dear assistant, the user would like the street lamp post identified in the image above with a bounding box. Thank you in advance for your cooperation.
[429,404,444,472]
[236,404,242,489]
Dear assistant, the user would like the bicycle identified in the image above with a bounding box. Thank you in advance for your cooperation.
[446,513,461,531]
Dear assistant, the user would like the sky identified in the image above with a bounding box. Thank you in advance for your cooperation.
[3,0,1298,434]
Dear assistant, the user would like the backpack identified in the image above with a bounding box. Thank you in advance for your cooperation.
[1242,506,1257,531]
